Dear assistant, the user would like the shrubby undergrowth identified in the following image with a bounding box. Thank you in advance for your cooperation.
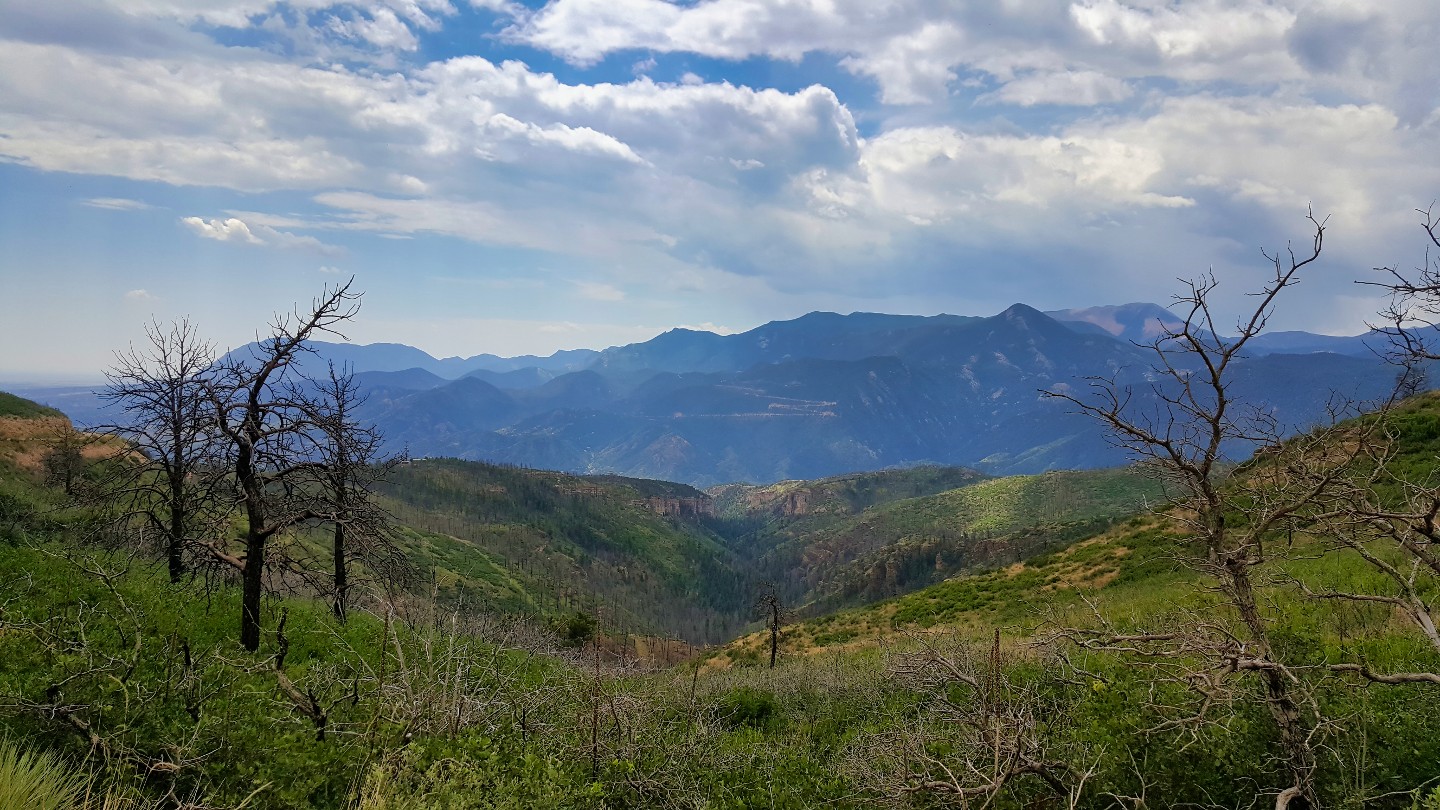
[3,519,1439,808]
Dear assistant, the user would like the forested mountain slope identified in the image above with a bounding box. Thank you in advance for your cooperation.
[374,459,748,643]
[720,466,1166,614]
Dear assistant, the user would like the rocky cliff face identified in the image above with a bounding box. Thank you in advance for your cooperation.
[780,490,811,517]
[723,484,827,517]
[638,495,715,519]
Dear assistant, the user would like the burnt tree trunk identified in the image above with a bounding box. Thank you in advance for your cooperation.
[332,521,348,623]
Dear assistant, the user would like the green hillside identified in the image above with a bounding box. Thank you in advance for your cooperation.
[738,395,1440,656]
[708,464,990,519]
[0,390,64,419]
[371,460,1154,642]
[727,465,1166,613]
[714,513,1191,659]
[375,458,748,642]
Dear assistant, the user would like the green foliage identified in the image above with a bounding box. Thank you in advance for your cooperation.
[6,383,1440,809]
[726,464,1166,615]
[358,734,592,810]
[709,465,990,520]
[857,466,1164,536]
[549,610,597,647]
[0,391,64,420]
[4,509,1440,809]
[0,459,59,541]
[713,687,781,731]
[0,540,385,809]
[354,456,1166,651]
[763,515,1186,641]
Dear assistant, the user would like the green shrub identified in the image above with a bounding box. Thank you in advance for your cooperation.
[714,687,782,731]
[357,734,594,810]
[548,610,597,646]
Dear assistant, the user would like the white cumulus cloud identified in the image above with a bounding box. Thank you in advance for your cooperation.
[182,216,263,244]
[0,0,1437,342]
[181,215,344,255]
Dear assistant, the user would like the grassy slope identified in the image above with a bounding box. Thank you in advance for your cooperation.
[369,403,1440,808]
[0,382,1165,650]
[714,513,1190,663]
[0,392,70,472]
[0,392,87,531]
[375,458,747,642]
[370,459,1165,644]
[368,460,1164,645]
[720,396,1440,668]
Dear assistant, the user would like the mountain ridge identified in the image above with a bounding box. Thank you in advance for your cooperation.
[12,304,1431,486]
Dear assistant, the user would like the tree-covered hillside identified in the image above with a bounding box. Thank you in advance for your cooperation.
[710,465,1165,614]
[374,458,748,642]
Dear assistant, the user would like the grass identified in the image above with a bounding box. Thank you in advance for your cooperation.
[713,513,1191,661]
[375,458,749,641]
[730,464,1168,614]
[0,738,87,810]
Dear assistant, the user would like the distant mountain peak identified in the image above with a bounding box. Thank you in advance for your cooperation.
[1047,302,1182,342]
[999,303,1047,319]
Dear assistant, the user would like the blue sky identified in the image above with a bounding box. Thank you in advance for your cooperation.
[2,0,1438,381]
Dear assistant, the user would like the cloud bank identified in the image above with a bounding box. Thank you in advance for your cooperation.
[0,0,1437,373]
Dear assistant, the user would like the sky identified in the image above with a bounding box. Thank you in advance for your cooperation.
[1,0,1438,382]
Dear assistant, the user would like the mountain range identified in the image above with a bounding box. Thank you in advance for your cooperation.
[10,302,1415,486]
[340,302,1411,484]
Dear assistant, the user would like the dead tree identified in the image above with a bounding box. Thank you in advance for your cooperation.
[311,362,406,623]
[42,420,95,499]
[1290,203,1440,687]
[754,582,786,669]
[207,280,364,652]
[99,319,225,582]
[1045,210,1340,808]
[1369,202,1440,362]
